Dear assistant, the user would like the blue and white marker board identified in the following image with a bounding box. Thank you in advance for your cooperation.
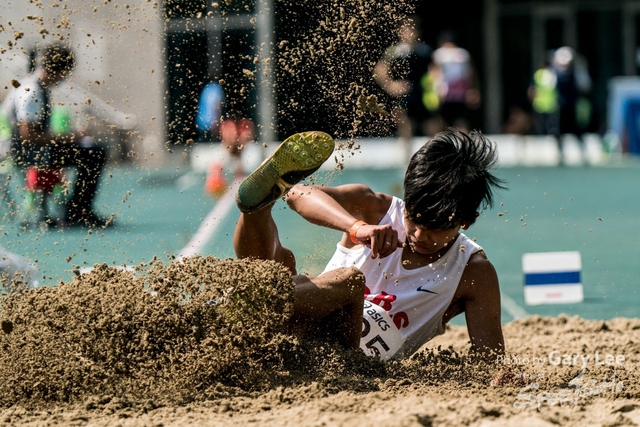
[522,251,583,305]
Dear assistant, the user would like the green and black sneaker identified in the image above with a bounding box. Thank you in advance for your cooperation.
[236,131,335,213]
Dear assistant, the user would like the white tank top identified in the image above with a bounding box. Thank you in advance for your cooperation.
[322,197,482,360]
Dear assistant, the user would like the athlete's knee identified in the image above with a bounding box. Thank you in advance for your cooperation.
[277,246,297,275]
[331,266,365,300]
[345,266,365,284]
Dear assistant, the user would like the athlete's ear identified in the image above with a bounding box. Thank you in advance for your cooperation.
[461,212,479,230]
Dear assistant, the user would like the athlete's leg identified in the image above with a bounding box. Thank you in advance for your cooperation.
[289,267,365,350]
[233,131,362,347]
[234,131,335,272]
[234,205,365,349]
[233,202,297,274]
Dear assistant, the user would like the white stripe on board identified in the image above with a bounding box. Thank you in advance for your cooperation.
[177,177,241,260]
[501,291,530,320]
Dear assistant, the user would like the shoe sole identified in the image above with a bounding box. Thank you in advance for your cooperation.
[236,131,334,213]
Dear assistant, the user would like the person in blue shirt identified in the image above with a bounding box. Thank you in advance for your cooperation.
[195,75,225,143]
[196,73,255,181]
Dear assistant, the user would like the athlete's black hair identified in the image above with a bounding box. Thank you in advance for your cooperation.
[403,129,506,230]
[39,43,76,76]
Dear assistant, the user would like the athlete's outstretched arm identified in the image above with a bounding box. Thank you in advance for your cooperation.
[457,253,505,358]
[286,184,400,258]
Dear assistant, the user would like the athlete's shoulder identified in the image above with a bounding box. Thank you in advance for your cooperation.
[461,250,498,289]
[334,183,387,201]
[360,185,394,216]
[467,249,491,266]
[318,183,387,205]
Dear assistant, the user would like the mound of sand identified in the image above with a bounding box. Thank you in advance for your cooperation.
[0,257,301,404]
[0,257,638,426]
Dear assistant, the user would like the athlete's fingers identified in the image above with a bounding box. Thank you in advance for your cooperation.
[377,229,390,258]
[374,230,386,258]
[375,230,384,256]
[377,230,391,258]
[388,230,399,255]
[369,232,379,258]
[380,228,399,258]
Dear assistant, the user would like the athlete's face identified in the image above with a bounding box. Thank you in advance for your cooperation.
[403,212,463,255]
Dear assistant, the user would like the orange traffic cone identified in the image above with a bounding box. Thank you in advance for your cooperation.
[204,161,228,197]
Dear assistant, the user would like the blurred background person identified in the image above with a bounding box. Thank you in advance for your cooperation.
[528,47,592,164]
[195,73,225,144]
[374,16,434,161]
[554,47,593,151]
[431,30,481,133]
[219,117,254,168]
[528,59,560,137]
[197,73,254,196]
[3,43,111,228]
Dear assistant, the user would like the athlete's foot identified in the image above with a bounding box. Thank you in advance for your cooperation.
[235,131,334,213]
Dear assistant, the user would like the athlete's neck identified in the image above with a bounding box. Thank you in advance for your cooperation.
[401,234,460,269]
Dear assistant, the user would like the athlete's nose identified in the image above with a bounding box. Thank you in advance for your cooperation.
[413,228,434,246]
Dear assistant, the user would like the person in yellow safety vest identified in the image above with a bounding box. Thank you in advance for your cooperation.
[528,65,560,137]
[529,48,593,165]
[418,63,445,136]
[421,70,440,113]
[532,68,558,114]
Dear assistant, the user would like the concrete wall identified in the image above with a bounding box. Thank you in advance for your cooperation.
[0,0,167,165]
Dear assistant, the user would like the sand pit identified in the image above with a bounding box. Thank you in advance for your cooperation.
[0,1,638,425]
[0,258,638,427]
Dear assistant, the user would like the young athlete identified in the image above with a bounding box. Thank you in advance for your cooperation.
[233,129,506,360]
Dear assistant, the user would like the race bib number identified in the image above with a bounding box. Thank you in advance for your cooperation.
[360,301,405,361]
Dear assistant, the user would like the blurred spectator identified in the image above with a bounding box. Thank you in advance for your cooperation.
[196,74,254,189]
[553,47,592,139]
[3,43,111,227]
[528,60,559,136]
[528,47,592,163]
[431,30,481,133]
[195,74,225,143]
[374,16,435,154]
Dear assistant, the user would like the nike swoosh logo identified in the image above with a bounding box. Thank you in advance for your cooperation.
[417,286,438,294]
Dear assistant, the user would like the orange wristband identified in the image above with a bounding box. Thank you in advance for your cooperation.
[349,220,367,244]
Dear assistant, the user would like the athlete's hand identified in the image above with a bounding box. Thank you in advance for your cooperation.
[353,223,401,259]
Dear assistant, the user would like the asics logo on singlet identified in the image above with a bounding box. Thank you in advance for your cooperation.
[416,286,438,294]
